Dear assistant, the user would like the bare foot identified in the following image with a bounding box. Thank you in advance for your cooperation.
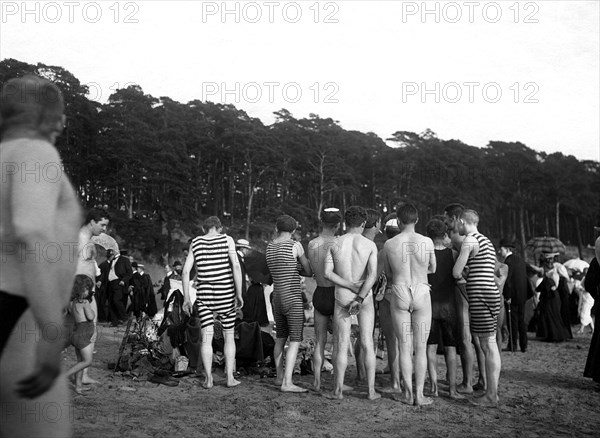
[392,393,413,405]
[367,390,382,401]
[227,379,241,388]
[274,379,283,386]
[415,396,434,406]
[456,383,473,394]
[82,376,100,385]
[74,386,91,395]
[380,387,402,394]
[449,390,465,400]
[342,384,354,391]
[281,383,307,393]
[202,378,214,389]
[470,395,498,407]
[324,391,343,400]
[429,382,438,397]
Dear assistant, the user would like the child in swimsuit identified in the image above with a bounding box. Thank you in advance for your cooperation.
[65,275,96,395]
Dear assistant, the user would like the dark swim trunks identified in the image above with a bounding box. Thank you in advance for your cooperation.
[0,291,29,358]
[312,286,335,317]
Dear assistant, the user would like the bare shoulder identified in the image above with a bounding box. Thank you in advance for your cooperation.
[308,236,322,250]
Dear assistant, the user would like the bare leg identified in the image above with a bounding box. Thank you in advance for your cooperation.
[456,289,474,394]
[412,304,433,406]
[358,295,381,400]
[326,305,350,400]
[354,340,365,383]
[312,310,328,391]
[65,345,93,394]
[426,344,438,396]
[473,335,486,390]
[390,305,414,405]
[81,342,99,385]
[281,341,307,392]
[223,330,240,387]
[380,298,401,392]
[200,327,214,389]
[83,299,99,385]
[473,334,500,406]
[444,346,463,399]
[274,337,287,386]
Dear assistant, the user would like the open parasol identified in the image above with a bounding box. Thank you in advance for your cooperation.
[525,236,566,255]
[91,233,119,253]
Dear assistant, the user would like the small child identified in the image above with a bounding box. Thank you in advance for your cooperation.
[65,275,96,395]
[577,286,595,334]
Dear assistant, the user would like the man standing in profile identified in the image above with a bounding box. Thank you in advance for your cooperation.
[498,238,529,353]
[107,249,133,326]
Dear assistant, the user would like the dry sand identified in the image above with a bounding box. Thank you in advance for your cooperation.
[67,318,600,438]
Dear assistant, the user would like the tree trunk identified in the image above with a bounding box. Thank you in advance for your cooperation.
[555,198,560,239]
[575,215,584,258]
[519,206,526,255]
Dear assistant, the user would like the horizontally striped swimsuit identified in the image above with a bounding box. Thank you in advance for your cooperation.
[466,232,501,335]
[266,239,304,342]
[192,234,236,330]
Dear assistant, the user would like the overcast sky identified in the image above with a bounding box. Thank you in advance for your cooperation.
[2,0,599,160]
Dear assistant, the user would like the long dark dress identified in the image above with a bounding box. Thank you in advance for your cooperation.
[536,277,570,342]
[584,257,600,383]
[557,276,573,339]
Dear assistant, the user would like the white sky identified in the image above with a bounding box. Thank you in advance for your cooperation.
[1,0,599,161]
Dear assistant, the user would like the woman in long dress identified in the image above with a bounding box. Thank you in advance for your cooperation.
[584,237,600,383]
[535,256,571,342]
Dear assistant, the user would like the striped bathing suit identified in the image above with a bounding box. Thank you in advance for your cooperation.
[192,234,236,330]
[466,232,501,335]
[266,239,304,342]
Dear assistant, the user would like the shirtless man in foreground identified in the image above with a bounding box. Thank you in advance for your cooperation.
[324,206,380,400]
[382,203,436,406]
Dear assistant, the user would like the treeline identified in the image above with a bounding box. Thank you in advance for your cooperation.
[1,59,598,257]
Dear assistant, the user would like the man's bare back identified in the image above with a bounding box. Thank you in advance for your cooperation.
[384,231,435,285]
[329,233,377,294]
[308,236,336,288]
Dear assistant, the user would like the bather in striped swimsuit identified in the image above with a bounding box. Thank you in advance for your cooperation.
[192,234,236,330]
[266,239,304,342]
[466,232,501,335]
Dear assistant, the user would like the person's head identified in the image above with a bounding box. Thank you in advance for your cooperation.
[344,206,367,229]
[276,215,297,234]
[131,261,138,271]
[0,75,66,143]
[203,216,222,233]
[173,260,183,274]
[364,209,381,230]
[71,274,94,302]
[106,249,115,260]
[236,239,251,255]
[397,203,418,226]
[320,208,342,231]
[444,203,465,232]
[498,237,515,260]
[383,213,401,238]
[426,218,449,245]
[85,209,110,236]
[540,252,558,269]
[137,264,145,274]
[458,209,479,235]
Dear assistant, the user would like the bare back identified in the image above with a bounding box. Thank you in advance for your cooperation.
[384,231,435,285]
[308,235,336,287]
[330,233,377,290]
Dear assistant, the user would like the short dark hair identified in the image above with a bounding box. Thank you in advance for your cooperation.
[321,208,342,228]
[71,274,94,302]
[203,216,222,231]
[364,209,381,229]
[0,75,64,139]
[397,203,418,225]
[345,206,367,228]
[85,208,110,225]
[276,215,297,232]
[426,218,447,240]
[444,203,465,219]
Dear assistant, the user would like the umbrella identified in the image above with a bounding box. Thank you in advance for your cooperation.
[525,237,566,255]
[244,250,271,284]
[91,233,119,253]
[563,258,590,272]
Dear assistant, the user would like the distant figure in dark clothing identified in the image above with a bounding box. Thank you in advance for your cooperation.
[584,238,600,384]
[498,238,529,353]
[536,254,571,342]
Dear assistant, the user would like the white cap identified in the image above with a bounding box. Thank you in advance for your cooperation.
[236,239,251,249]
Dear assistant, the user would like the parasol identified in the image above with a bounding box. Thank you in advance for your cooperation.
[91,233,119,253]
[563,258,590,272]
[525,237,566,255]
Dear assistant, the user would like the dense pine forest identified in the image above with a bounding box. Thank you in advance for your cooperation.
[2,59,598,259]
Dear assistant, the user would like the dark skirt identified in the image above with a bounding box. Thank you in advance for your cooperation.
[536,278,570,342]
